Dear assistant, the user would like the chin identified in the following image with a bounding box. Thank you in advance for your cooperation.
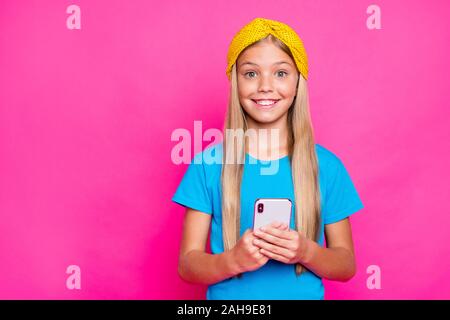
[249,113,281,124]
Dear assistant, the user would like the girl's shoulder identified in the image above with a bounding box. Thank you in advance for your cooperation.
[189,143,223,185]
[199,142,224,165]
[315,143,342,166]
[315,143,347,178]
[189,142,223,164]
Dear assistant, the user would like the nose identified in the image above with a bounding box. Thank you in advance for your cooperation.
[257,73,274,93]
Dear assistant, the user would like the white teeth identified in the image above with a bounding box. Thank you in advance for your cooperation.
[255,100,277,106]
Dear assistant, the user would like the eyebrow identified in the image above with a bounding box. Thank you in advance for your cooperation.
[239,61,292,67]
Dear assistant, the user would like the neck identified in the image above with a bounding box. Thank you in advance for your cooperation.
[245,113,290,160]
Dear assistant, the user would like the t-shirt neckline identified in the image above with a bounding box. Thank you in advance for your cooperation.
[245,152,290,163]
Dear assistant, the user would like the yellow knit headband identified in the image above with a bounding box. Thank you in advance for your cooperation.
[226,17,308,81]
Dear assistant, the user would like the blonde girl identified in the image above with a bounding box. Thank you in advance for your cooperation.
[172,17,364,299]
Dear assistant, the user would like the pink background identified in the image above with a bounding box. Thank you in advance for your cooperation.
[1,0,449,299]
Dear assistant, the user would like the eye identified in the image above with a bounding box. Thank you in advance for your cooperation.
[244,71,256,78]
[277,71,288,77]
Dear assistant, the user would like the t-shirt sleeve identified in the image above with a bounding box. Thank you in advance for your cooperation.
[322,158,364,224]
[171,153,213,214]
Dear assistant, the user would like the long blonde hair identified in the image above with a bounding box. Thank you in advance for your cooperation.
[221,34,322,277]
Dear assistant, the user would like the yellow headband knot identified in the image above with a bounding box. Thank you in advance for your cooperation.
[226,17,309,81]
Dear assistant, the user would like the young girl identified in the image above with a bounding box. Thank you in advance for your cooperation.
[172,17,364,300]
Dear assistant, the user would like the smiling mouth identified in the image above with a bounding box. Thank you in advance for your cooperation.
[252,99,280,109]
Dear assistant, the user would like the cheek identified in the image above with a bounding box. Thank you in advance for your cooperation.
[239,101,252,116]
[276,83,297,98]
[238,81,257,97]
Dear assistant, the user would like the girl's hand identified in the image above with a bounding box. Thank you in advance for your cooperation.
[231,229,270,273]
[253,221,312,264]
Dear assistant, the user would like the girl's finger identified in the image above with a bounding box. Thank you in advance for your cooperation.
[258,225,294,241]
[253,238,293,260]
[273,222,289,230]
[259,248,289,264]
[254,229,291,248]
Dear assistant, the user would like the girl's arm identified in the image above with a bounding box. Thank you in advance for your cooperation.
[178,208,241,285]
[302,218,356,282]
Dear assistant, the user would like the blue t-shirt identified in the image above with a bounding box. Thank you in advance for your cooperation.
[172,142,364,300]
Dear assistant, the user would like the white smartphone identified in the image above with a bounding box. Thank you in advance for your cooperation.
[252,198,292,231]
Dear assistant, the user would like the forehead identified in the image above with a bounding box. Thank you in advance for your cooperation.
[237,41,294,67]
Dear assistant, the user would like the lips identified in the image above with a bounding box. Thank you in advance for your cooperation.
[252,99,280,109]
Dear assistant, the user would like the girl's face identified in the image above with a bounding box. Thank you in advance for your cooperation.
[237,40,299,126]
